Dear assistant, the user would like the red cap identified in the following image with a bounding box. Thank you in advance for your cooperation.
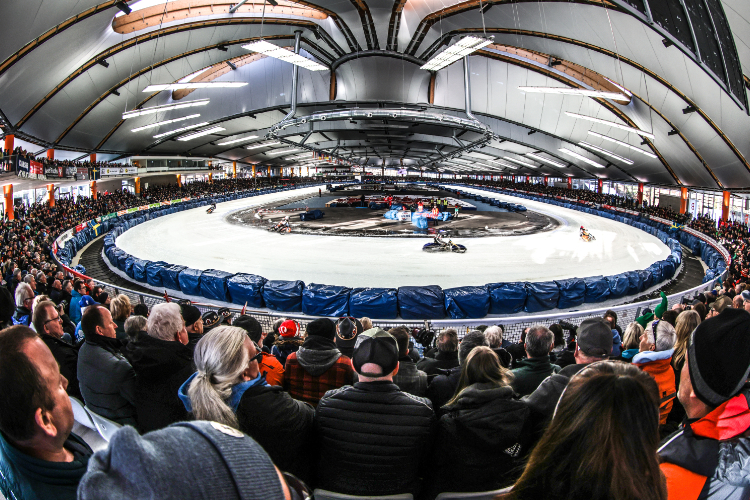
[279,320,298,338]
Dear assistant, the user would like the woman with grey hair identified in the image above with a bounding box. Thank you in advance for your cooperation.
[124,315,147,343]
[178,325,315,481]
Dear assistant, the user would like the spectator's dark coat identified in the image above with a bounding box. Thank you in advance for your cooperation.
[510,355,561,396]
[426,366,462,413]
[416,350,459,376]
[393,356,428,396]
[39,333,82,400]
[283,336,353,407]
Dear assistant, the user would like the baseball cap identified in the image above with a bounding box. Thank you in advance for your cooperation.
[79,295,97,308]
[576,318,613,357]
[180,304,202,327]
[352,328,399,377]
[741,290,750,302]
[278,320,298,338]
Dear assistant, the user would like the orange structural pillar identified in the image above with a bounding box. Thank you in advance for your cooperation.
[567,177,572,190]
[4,134,14,153]
[134,177,141,195]
[597,179,603,194]
[176,174,182,187]
[637,183,644,205]
[680,187,688,214]
[90,153,96,163]
[525,175,530,183]
[722,191,730,222]
[544,176,548,186]
[90,180,97,200]
[233,161,237,179]
[209,172,213,184]
[252,165,256,178]
[3,184,13,220]
[46,149,54,161]
[47,184,55,208]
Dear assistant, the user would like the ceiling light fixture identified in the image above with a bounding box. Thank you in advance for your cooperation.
[284,152,313,160]
[268,149,299,155]
[420,36,493,71]
[246,141,280,149]
[177,127,226,141]
[242,40,327,71]
[558,148,606,168]
[525,153,567,168]
[115,1,131,14]
[586,131,657,158]
[216,135,259,146]
[143,82,247,92]
[226,61,238,71]
[518,86,627,101]
[123,99,210,119]
[578,141,633,165]
[565,112,655,139]
[153,122,210,138]
[130,114,201,132]
[503,156,538,168]
[483,158,517,169]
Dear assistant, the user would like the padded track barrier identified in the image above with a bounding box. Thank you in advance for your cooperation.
[348,287,399,319]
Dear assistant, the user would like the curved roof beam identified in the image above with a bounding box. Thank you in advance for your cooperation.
[425,27,748,181]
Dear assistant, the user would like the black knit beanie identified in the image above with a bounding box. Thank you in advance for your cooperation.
[306,318,335,339]
[688,308,750,407]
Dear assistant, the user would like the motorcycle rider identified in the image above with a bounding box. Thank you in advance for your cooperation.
[207,202,216,213]
[273,216,290,232]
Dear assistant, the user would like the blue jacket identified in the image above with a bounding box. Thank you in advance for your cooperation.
[69,290,83,324]
[0,431,92,500]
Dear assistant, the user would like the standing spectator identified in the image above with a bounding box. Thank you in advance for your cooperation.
[417,329,460,376]
[180,304,204,352]
[511,325,560,396]
[78,306,137,427]
[427,346,528,497]
[360,317,373,330]
[483,325,512,367]
[315,328,435,497]
[334,317,362,358]
[284,318,354,407]
[389,327,428,396]
[124,303,193,432]
[68,281,87,324]
[0,326,93,500]
[620,322,644,362]
[32,300,82,400]
[177,326,313,481]
[271,320,304,367]
[109,294,131,341]
[233,315,284,387]
[499,362,665,500]
[13,282,34,326]
[426,330,488,412]
[660,309,750,499]
[633,319,677,425]
[49,280,64,305]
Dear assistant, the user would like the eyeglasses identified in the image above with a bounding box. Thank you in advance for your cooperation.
[249,341,263,364]
[652,319,659,346]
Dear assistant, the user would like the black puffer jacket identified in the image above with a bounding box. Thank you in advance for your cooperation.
[426,384,529,498]
[417,350,459,376]
[315,381,435,496]
[77,334,137,427]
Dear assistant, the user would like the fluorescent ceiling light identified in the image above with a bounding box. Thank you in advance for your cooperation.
[565,112,655,139]
[525,153,566,168]
[246,141,280,149]
[122,99,209,119]
[242,40,327,71]
[420,36,492,71]
[177,126,225,141]
[268,149,299,155]
[587,131,657,158]
[131,114,200,132]
[143,82,247,92]
[558,148,606,168]
[484,158,517,169]
[180,68,209,83]
[153,122,210,138]
[518,86,627,100]
[578,141,633,165]
[217,135,259,146]
[503,156,538,169]
[284,153,313,160]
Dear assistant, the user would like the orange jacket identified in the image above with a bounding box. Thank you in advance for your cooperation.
[259,352,284,387]
[633,350,675,424]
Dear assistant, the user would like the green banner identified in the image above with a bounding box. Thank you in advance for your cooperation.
[149,203,160,209]
[126,207,139,213]
[171,198,182,204]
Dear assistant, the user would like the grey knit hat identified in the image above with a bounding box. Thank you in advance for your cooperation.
[78,421,285,499]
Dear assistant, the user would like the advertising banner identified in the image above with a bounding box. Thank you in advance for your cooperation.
[44,165,59,177]
[76,167,89,179]
[101,166,138,176]
[66,166,77,178]
[30,161,44,176]
[16,157,29,175]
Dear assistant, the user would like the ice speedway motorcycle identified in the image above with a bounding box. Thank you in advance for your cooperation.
[206,203,216,214]
[270,217,292,233]
[580,226,596,242]
[422,233,467,253]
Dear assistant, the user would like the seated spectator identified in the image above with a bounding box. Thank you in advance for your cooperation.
[499,361,664,500]
[660,309,750,499]
[742,290,750,313]
[427,346,528,497]
[123,315,147,344]
[634,319,677,425]
[620,321,644,362]
[49,280,64,305]
[78,306,137,427]
[484,325,512,367]
[124,303,193,432]
[132,303,149,318]
[334,317,362,358]
[360,317,373,330]
[315,328,434,497]
[389,326,428,396]
[0,326,93,500]
[505,328,528,366]
[23,274,37,295]
[0,286,12,329]
[548,324,574,368]
[511,325,560,396]
[426,330,488,412]
[109,294,131,341]
[272,320,304,367]
[178,326,313,481]
[661,309,679,328]
[68,280,87,324]
[233,315,284,387]
[13,283,34,326]
[284,318,353,407]
[417,329,459,376]
[78,421,304,500]
[180,304,204,351]
[73,296,98,343]
[707,295,732,318]
[733,294,744,310]
[603,309,622,336]
[32,300,82,400]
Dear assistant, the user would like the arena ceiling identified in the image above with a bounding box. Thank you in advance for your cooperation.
[1,0,749,188]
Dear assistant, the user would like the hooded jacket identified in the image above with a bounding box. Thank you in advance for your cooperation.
[426,384,529,498]
[633,349,675,425]
[12,306,31,327]
[271,337,303,368]
[659,388,750,499]
[283,336,354,407]
[68,290,83,324]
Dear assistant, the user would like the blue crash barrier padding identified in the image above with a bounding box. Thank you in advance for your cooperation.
[200,269,234,302]
[349,288,399,319]
[398,285,446,320]
[584,276,611,303]
[661,259,676,279]
[300,210,324,221]
[555,278,586,309]
[124,256,136,279]
[117,252,130,272]
[132,259,151,283]
[263,280,305,312]
[646,263,663,284]
[444,286,490,319]
[524,281,560,313]
[413,217,428,229]
[605,274,630,300]
[177,268,203,296]
[227,274,267,307]
[625,271,642,295]
[638,269,653,291]
[383,210,399,220]
[302,283,351,317]
[160,264,187,291]
[487,282,528,314]
[146,261,168,287]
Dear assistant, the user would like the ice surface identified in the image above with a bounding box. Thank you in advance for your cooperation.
[115,185,671,288]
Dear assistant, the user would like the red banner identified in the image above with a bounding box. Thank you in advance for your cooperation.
[30,160,44,176]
